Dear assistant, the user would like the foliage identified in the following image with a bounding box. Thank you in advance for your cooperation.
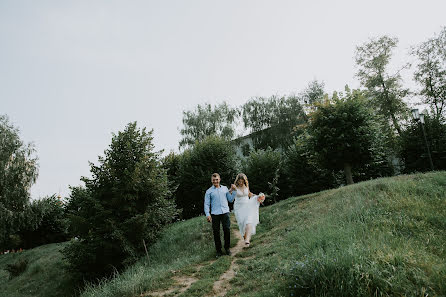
[179,102,238,149]
[241,148,283,204]
[355,36,408,135]
[241,95,306,150]
[399,114,446,172]
[282,133,340,197]
[300,80,326,106]
[62,122,179,281]
[412,27,446,121]
[0,115,38,250]
[15,195,68,249]
[161,151,181,210]
[176,136,237,219]
[308,89,390,185]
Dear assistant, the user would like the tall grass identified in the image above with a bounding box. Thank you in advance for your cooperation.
[227,172,446,297]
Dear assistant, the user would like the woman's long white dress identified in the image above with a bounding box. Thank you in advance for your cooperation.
[233,187,260,236]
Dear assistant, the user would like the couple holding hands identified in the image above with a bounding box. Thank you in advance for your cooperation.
[204,173,265,257]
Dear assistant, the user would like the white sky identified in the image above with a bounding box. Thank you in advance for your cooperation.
[1,0,445,199]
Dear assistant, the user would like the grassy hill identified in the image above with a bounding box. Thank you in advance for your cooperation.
[0,242,77,297]
[1,171,445,297]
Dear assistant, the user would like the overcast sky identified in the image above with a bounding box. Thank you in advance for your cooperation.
[1,0,445,199]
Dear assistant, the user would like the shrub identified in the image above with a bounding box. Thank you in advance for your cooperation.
[241,148,282,204]
[282,133,339,197]
[63,122,179,281]
[176,136,237,219]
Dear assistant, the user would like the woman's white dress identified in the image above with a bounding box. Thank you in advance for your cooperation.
[233,187,260,236]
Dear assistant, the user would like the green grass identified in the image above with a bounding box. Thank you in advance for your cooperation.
[226,171,446,297]
[0,242,77,297]
[2,171,445,297]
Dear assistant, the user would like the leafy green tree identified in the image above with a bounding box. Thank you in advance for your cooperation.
[242,95,306,150]
[17,195,68,249]
[176,136,237,219]
[308,89,389,185]
[63,122,179,281]
[179,102,238,149]
[0,115,38,250]
[282,133,339,197]
[399,114,446,172]
[355,36,408,135]
[241,148,282,204]
[412,27,446,121]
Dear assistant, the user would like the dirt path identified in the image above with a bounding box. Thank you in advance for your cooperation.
[141,216,246,297]
[208,218,246,297]
[140,264,207,297]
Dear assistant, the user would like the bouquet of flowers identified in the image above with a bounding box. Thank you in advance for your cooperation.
[257,192,266,204]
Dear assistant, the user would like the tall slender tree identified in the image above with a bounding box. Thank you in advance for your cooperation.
[355,36,408,135]
[412,27,446,121]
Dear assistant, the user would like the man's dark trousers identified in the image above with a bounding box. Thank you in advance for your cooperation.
[211,213,230,253]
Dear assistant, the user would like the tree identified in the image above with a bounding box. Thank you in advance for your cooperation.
[176,136,237,219]
[355,36,408,135]
[412,27,446,121]
[242,95,306,150]
[63,122,179,281]
[399,114,446,172]
[179,102,238,149]
[300,80,326,107]
[0,115,38,250]
[308,89,389,185]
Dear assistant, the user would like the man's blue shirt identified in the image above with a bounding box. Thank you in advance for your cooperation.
[204,185,236,216]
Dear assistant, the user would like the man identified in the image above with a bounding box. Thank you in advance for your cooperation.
[204,173,237,257]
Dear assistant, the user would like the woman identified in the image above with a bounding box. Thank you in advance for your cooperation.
[233,173,265,247]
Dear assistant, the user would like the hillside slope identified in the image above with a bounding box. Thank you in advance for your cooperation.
[82,171,446,297]
[1,172,445,297]
[0,242,76,297]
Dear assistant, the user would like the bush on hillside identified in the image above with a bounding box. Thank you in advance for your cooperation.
[241,148,283,204]
[282,133,339,197]
[63,122,179,281]
[161,151,181,212]
[17,195,68,249]
[176,136,237,219]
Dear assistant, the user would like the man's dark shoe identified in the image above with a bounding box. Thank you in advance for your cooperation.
[216,251,223,258]
[225,249,232,256]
